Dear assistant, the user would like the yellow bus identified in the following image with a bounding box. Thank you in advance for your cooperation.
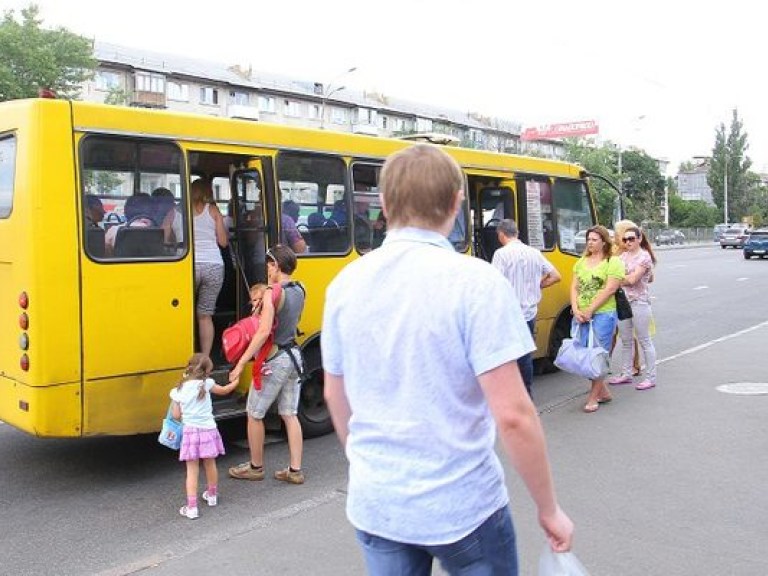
[0,98,596,438]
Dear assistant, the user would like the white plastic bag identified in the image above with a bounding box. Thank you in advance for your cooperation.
[538,547,590,576]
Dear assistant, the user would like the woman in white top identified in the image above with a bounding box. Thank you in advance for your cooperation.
[191,179,228,356]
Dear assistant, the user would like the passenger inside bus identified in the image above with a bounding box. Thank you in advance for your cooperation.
[85,194,105,228]
[104,193,159,256]
[152,187,183,246]
[281,200,307,254]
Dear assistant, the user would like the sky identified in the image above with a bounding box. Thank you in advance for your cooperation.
[5,0,767,175]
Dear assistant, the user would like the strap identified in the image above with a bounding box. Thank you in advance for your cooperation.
[277,341,309,382]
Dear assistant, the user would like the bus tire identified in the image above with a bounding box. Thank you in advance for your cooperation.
[297,343,334,438]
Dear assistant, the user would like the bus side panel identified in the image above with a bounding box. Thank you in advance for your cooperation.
[83,370,181,436]
[0,100,83,436]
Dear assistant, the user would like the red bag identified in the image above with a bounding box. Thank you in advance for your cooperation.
[222,283,282,365]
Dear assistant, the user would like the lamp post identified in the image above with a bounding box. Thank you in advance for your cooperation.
[320,66,357,130]
[723,152,729,225]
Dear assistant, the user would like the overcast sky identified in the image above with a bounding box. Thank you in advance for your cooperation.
[6,0,766,174]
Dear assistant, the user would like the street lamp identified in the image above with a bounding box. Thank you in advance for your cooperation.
[723,152,729,225]
[320,66,357,130]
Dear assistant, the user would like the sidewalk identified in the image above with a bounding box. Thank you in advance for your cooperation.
[139,322,768,576]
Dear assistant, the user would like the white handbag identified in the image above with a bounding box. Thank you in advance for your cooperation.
[554,321,609,380]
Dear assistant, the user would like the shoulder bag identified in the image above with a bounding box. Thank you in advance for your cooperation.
[615,287,633,321]
[554,321,610,380]
[158,403,183,450]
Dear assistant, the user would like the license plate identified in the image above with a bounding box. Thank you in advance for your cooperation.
[754,250,765,254]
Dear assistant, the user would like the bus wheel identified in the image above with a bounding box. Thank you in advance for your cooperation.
[297,346,334,438]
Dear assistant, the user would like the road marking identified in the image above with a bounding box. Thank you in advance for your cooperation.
[737,277,749,281]
[693,285,708,290]
[716,383,768,395]
[656,319,768,366]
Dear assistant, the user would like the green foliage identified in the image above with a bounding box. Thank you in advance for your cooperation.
[707,109,752,223]
[104,86,130,106]
[668,194,720,227]
[563,139,665,228]
[0,4,96,101]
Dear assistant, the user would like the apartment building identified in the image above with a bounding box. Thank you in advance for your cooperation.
[677,160,715,205]
[81,41,542,156]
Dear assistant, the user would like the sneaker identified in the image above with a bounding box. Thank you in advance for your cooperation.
[274,467,305,485]
[179,505,199,519]
[635,380,656,391]
[228,462,265,481]
[608,375,633,386]
[202,490,217,506]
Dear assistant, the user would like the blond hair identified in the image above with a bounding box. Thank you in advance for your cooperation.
[177,353,213,400]
[379,144,463,229]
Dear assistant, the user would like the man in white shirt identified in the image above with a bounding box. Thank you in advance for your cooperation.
[492,219,561,397]
[322,145,572,575]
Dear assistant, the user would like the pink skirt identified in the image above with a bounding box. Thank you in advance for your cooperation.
[179,426,225,461]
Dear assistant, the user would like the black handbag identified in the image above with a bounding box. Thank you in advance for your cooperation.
[615,287,633,321]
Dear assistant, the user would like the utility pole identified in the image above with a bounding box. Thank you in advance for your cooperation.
[319,67,357,130]
[723,155,729,225]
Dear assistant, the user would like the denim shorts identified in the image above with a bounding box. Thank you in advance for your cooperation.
[355,506,518,576]
[572,311,617,352]
[246,350,301,419]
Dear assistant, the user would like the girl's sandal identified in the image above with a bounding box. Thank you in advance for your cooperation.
[597,395,613,404]
[583,402,600,413]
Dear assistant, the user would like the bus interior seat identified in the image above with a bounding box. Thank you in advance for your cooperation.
[87,227,106,258]
[114,226,165,257]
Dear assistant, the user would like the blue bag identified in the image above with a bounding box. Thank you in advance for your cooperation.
[554,321,609,380]
[158,404,183,450]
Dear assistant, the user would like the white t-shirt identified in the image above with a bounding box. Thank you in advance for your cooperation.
[169,378,216,429]
[491,239,556,321]
[322,227,534,545]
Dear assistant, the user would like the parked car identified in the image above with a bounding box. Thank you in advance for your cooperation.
[655,229,685,245]
[713,223,729,242]
[743,229,768,259]
[720,225,751,249]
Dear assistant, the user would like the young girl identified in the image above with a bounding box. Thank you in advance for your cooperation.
[170,353,238,519]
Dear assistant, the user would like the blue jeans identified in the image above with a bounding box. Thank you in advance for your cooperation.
[355,506,518,576]
[517,319,536,398]
[571,311,617,352]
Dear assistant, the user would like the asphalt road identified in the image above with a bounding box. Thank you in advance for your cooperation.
[2,243,767,575]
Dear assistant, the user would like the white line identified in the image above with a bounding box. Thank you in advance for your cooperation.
[693,285,708,290]
[737,277,749,282]
[657,320,768,366]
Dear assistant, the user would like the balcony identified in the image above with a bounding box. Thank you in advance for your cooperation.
[131,90,166,108]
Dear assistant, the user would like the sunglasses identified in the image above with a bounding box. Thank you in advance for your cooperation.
[622,236,637,243]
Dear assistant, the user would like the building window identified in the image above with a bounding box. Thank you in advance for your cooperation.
[258,96,275,113]
[416,117,433,133]
[95,71,121,91]
[308,104,321,120]
[284,100,302,117]
[135,72,165,94]
[167,82,189,102]
[331,107,348,125]
[356,107,377,125]
[200,86,219,105]
[230,91,249,106]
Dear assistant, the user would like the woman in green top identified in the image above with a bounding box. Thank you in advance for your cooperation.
[570,225,625,413]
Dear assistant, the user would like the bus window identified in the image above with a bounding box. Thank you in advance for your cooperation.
[80,137,186,260]
[0,135,16,219]
[553,179,592,255]
[277,152,348,254]
[351,162,383,252]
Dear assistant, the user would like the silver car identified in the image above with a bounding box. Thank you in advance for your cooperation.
[720,225,751,249]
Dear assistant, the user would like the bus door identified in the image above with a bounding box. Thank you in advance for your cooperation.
[469,176,516,261]
[78,136,192,434]
[515,176,555,251]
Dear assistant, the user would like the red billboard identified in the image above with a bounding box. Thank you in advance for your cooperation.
[520,120,599,141]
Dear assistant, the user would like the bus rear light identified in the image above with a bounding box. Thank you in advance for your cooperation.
[19,312,29,330]
[20,354,29,371]
[19,291,29,309]
[19,333,29,350]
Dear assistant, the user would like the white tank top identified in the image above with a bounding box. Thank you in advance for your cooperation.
[194,204,223,264]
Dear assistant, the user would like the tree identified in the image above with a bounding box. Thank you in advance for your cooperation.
[620,149,666,225]
[707,109,752,223]
[563,138,618,226]
[0,4,96,101]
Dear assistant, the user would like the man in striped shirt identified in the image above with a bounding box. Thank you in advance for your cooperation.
[492,219,561,397]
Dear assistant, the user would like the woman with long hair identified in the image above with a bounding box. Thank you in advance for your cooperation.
[608,225,658,390]
[570,225,625,412]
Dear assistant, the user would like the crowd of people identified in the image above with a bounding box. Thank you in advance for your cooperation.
[164,145,662,575]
